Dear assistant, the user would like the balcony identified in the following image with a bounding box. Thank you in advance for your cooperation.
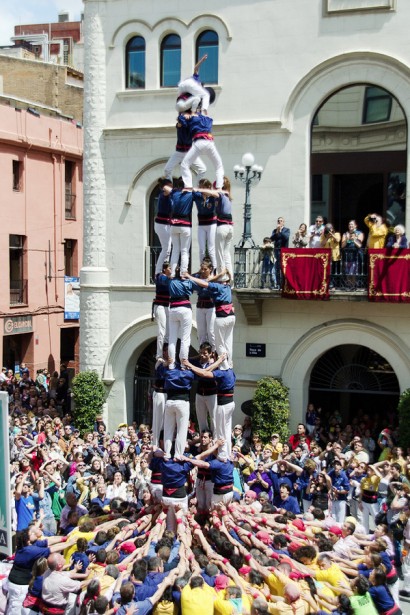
[10,279,28,305]
[233,246,410,324]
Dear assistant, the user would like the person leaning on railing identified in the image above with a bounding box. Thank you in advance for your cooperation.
[320,223,341,289]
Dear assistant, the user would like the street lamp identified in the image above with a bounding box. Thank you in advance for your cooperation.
[234,152,263,247]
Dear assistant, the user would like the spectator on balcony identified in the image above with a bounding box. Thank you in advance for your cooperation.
[386,225,408,248]
[308,215,325,247]
[320,223,341,289]
[292,223,309,248]
[259,237,276,289]
[271,217,290,287]
[364,213,388,249]
[341,220,364,286]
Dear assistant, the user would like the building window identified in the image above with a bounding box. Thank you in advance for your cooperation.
[9,235,27,305]
[64,239,78,277]
[161,34,181,87]
[13,160,22,191]
[126,36,146,89]
[65,160,76,220]
[363,86,392,124]
[196,30,219,84]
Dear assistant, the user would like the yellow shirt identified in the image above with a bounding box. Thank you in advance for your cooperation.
[181,583,216,615]
[360,475,381,493]
[64,530,95,562]
[364,217,388,249]
[154,601,178,615]
[266,572,298,599]
[268,600,307,615]
[315,563,348,588]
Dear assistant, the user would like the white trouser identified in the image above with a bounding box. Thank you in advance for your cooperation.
[196,479,214,511]
[5,582,29,615]
[170,226,192,275]
[332,499,347,524]
[195,393,217,433]
[181,140,224,190]
[153,304,169,359]
[152,391,166,446]
[214,315,235,368]
[211,491,234,507]
[154,222,171,275]
[214,400,235,460]
[176,77,210,112]
[168,306,192,366]
[216,224,234,279]
[361,500,379,533]
[198,224,217,270]
[161,495,188,531]
[389,580,399,605]
[164,151,206,183]
[164,398,190,458]
[196,307,216,350]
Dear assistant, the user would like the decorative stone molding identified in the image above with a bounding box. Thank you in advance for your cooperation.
[234,290,265,325]
[324,0,396,14]
[109,13,232,48]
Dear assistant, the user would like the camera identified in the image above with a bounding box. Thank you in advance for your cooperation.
[369,216,377,223]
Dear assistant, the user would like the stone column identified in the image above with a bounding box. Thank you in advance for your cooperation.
[80,0,110,375]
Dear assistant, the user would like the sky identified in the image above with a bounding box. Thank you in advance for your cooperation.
[0,0,84,47]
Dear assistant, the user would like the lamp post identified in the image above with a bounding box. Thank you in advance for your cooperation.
[234,152,263,248]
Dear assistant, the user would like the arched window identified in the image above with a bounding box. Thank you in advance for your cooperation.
[161,34,181,87]
[196,30,218,84]
[126,36,145,89]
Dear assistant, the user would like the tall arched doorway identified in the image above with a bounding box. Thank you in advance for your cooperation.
[311,84,407,233]
[309,344,400,426]
[133,340,199,426]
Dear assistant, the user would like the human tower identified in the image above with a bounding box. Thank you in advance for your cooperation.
[150,55,237,465]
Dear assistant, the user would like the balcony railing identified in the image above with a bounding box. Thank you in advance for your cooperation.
[234,247,368,292]
[10,279,28,305]
[146,246,162,285]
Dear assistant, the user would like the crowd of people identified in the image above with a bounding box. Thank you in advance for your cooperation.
[2,356,410,615]
[259,215,408,290]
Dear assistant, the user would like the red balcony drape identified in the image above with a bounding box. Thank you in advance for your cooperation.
[368,248,410,302]
[281,248,331,300]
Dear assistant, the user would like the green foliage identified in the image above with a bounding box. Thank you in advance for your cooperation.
[398,388,410,451]
[72,371,106,436]
[252,377,290,443]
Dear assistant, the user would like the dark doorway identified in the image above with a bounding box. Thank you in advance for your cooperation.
[309,344,400,425]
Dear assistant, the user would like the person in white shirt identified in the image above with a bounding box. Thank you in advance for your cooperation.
[308,216,325,247]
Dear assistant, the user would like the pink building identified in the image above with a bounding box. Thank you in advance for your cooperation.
[0,102,83,379]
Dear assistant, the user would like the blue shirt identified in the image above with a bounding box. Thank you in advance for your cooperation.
[178,113,213,139]
[15,495,36,531]
[328,469,350,501]
[159,459,193,489]
[273,494,301,514]
[164,368,195,393]
[135,572,169,602]
[169,189,202,221]
[208,459,234,486]
[169,278,197,301]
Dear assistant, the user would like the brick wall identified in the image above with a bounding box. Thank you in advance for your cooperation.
[0,55,83,122]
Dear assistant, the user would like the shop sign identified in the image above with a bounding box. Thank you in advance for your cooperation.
[3,315,33,336]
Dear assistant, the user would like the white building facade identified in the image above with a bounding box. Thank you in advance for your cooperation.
[81,0,410,431]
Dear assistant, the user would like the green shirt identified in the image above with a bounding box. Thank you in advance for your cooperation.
[350,592,378,615]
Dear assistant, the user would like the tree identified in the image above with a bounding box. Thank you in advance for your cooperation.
[252,376,290,443]
[72,371,106,436]
[398,388,410,452]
